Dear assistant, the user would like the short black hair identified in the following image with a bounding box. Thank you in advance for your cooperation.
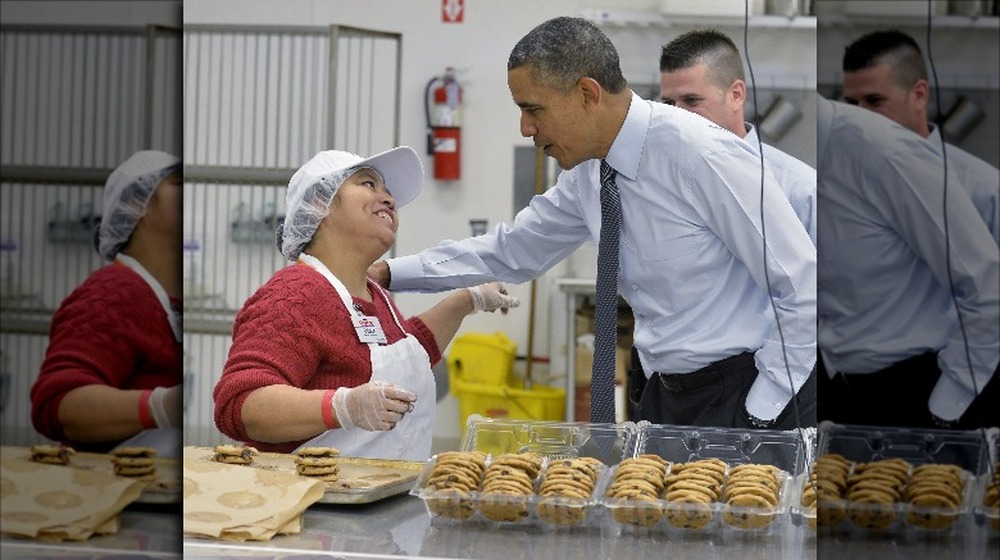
[508,17,627,94]
[660,29,745,89]
[843,30,927,88]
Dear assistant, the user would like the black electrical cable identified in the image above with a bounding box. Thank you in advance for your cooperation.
[743,0,804,438]
[925,0,991,467]
[424,77,437,156]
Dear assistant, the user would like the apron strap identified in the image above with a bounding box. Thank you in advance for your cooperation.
[115,254,181,342]
[298,254,413,348]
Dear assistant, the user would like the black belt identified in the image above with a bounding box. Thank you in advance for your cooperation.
[657,352,755,392]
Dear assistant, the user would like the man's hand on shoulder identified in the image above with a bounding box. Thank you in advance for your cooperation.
[367,260,391,289]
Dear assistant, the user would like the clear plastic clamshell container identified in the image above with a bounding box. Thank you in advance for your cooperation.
[973,427,999,532]
[815,422,988,537]
[601,422,807,538]
[789,426,819,532]
[410,415,636,530]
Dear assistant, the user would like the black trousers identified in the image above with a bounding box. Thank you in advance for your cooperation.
[629,347,817,430]
[817,352,1000,429]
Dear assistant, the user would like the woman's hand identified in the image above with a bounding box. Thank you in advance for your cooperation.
[467,283,521,315]
[332,381,416,431]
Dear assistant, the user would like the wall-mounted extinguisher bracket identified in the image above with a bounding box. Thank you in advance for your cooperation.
[425,67,462,180]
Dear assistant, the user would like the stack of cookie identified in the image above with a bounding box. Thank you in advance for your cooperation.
[424,451,487,520]
[292,447,341,482]
[111,447,157,481]
[810,453,851,528]
[536,456,604,526]
[722,463,782,529]
[477,452,542,522]
[29,444,75,465]
[605,454,670,527]
[845,458,909,530]
[985,461,999,531]
[212,444,259,465]
[904,463,965,529]
[662,458,726,529]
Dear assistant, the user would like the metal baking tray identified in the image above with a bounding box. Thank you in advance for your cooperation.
[184,446,423,505]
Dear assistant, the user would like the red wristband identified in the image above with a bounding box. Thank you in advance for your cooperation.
[138,389,156,429]
[321,389,338,429]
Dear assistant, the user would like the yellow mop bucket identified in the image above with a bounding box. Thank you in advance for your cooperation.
[446,332,565,437]
[446,332,517,387]
[452,379,566,426]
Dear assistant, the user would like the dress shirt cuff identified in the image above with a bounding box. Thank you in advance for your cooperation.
[928,374,975,421]
[745,373,794,421]
[386,255,425,291]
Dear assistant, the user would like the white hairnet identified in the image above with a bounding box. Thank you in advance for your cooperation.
[97,151,181,261]
[278,147,424,261]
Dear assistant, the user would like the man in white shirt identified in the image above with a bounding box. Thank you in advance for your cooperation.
[370,17,816,429]
[842,30,998,245]
[816,98,999,429]
[658,29,816,244]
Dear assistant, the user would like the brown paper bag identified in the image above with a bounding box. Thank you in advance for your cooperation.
[183,448,325,541]
[1,457,143,541]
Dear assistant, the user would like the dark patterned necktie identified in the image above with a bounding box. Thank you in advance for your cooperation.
[591,160,620,424]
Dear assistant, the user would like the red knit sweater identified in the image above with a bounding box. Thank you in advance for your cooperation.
[213,264,441,453]
[30,263,182,452]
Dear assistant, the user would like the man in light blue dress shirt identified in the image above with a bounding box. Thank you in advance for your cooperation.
[369,17,817,429]
[658,29,816,244]
[816,98,999,429]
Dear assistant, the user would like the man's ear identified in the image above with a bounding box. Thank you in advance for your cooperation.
[911,78,929,108]
[730,79,746,105]
[578,77,603,108]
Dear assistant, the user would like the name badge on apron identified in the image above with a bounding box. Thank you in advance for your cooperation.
[353,315,388,344]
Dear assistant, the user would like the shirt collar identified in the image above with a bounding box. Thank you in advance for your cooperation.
[924,123,945,155]
[744,122,761,149]
[603,92,647,182]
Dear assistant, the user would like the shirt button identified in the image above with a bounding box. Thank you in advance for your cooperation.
[631,285,638,292]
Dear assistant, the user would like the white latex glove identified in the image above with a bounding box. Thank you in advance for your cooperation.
[467,282,521,314]
[332,381,416,432]
[149,385,183,428]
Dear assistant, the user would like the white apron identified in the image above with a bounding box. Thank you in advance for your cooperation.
[111,254,183,458]
[294,254,436,461]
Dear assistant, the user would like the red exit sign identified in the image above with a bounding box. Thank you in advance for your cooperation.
[443,0,464,23]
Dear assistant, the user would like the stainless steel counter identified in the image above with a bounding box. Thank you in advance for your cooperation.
[183,492,819,560]
[4,494,994,559]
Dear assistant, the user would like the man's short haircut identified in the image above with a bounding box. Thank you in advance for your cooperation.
[508,16,627,94]
[659,29,745,90]
[843,30,928,88]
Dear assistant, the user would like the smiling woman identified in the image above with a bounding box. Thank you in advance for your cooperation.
[212,147,520,460]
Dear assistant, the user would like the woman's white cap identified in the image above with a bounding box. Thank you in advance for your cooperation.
[280,146,424,260]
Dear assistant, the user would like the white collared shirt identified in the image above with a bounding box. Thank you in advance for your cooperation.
[744,124,817,245]
[389,92,816,420]
[924,125,999,246]
[816,99,999,420]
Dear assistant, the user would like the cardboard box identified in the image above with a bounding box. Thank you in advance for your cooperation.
[575,344,630,386]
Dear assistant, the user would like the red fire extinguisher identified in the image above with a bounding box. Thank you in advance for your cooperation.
[425,67,462,180]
